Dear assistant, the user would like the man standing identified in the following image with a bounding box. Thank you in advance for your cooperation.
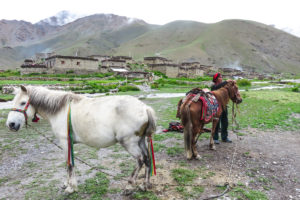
[211,72,232,144]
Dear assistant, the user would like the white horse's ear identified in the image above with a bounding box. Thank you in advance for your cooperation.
[12,87,19,95]
[20,85,27,93]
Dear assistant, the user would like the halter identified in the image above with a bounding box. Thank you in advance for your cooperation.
[225,85,238,103]
[11,101,30,127]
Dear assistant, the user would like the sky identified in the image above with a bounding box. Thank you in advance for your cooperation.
[1,0,300,37]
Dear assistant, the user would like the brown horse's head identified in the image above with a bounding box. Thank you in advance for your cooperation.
[225,80,242,104]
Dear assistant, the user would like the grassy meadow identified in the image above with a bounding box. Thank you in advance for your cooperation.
[0,71,300,199]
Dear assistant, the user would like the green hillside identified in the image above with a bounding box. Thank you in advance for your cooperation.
[0,17,300,73]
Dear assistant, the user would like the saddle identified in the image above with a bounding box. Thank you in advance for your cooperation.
[177,88,219,123]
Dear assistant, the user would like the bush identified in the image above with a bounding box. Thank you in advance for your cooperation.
[292,87,299,92]
[66,70,74,74]
[237,79,251,87]
[153,71,168,78]
[151,82,159,89]
[118,85,140,92]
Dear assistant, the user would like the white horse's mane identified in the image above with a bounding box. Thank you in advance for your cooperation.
[27,87,83,115]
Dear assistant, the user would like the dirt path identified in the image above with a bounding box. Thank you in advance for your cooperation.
[0,113,299,199]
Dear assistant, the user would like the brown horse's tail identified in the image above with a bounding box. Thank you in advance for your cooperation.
[176,99,183,119]
[180,104,193,159]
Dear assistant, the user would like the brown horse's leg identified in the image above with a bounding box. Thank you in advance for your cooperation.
[184,121,193,160]
[182,105,194,160]
[191,124,203,160]
[210,118,219,150]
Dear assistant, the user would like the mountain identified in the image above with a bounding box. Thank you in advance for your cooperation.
[0,13,299,73]
[37,10,84,27]
[115,19,300,73]
[0,19,57,47]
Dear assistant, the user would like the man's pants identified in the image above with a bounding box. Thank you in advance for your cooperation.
[213,108,228,141]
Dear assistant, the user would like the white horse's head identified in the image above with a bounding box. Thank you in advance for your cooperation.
[6,86,36,131]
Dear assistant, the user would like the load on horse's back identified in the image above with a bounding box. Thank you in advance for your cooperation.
[177,80,242,160]
[6,86,156,193]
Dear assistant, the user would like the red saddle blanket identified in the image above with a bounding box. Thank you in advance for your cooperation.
[186,92,219,123]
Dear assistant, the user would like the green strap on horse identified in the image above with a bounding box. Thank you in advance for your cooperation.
[67,104,75,167]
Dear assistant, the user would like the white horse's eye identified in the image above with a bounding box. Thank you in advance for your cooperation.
[20,102,26,106]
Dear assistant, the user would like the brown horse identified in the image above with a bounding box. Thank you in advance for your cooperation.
[178,80,242,160]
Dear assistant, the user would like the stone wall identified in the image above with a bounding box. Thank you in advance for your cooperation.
[46,56,99,70]
[115,71,151,79]
[166,65,179,78]
[101,59,127,68]
[20,67,48,75]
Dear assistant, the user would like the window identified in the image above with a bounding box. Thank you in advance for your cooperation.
[61,61,65,64]
[77,62,80,65]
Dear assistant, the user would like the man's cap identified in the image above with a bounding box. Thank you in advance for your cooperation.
[213,72,221,82]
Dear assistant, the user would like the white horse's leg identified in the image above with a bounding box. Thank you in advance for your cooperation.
[121,138,144,185]
[60,138,78,193]
[143,138,152,189]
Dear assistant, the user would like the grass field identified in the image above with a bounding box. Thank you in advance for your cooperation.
[0,84,299,199]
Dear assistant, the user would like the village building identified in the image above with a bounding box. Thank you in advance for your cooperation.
[20,62,47,75]
[45,55,99,74]
[112,56,133,64]
[144,56,179,78]
[147,63,179,78]
[88,55,111,62]
[144,56,172,65]
[24,59,34,65]
[178,62,205,78]
[99,58,131,73]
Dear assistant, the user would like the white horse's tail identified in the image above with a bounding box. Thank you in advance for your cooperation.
[144,108,156,137]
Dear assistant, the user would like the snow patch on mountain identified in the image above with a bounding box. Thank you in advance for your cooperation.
[37,10,86,26]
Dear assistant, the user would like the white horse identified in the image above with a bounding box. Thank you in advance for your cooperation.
[6,86,156,193]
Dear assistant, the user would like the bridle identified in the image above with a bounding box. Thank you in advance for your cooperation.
[225,84,239,103]
[11,101,30,127]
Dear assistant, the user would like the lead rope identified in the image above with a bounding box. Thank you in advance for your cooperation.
[203,102,240,200]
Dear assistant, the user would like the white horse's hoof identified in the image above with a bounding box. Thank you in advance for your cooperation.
[65,186,75,194]
[61,182,68,189]
[123,184,134,195]
[138,184,147,191]
[195,155,202,160]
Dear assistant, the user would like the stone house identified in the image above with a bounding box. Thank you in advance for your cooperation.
[24,59,34,65]
[101,58,128,69]
[88,55,111,62]
[20,63,47,75]
[144,56,172,65]
[148,64,179,78]
[179,62,205,78]
[112,56,133,64]
[45,55,99,73]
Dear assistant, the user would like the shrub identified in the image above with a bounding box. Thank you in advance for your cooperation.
[237,79,251,87]
[66,70,74,74]
[153,71,168,78]
[118,85,140,92]
[151,82,159,89]
[292,87,299,92]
